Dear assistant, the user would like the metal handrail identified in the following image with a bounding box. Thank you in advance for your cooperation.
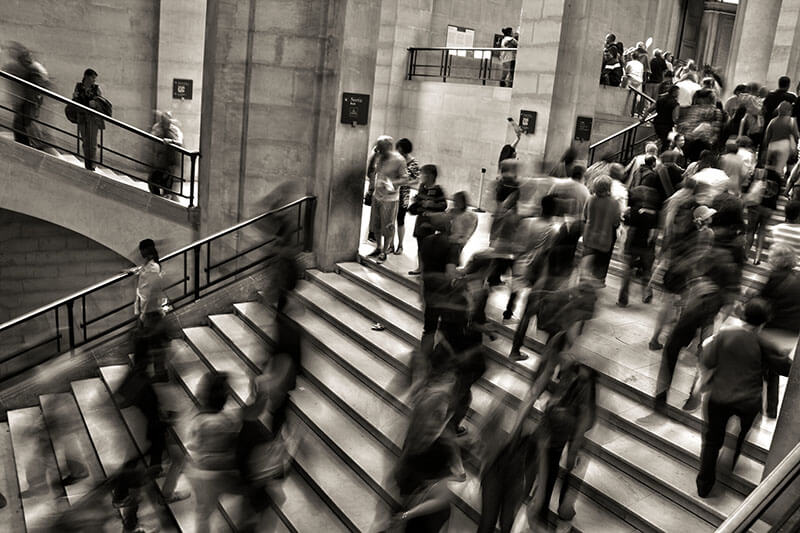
[716,429,800,532]
[589,113,657,151]
[406,46,516,85]
[408,47,510,52]
[0,69,199,157]
[0,196,316,375]
[628,84,656,105]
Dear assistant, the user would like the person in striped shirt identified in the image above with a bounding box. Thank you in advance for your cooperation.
[769,200,800,259]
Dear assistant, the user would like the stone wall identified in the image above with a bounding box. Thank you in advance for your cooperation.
[0,0,160,165]
[393,81,512,207]
[0,209,132,324]
[156,0,206,152]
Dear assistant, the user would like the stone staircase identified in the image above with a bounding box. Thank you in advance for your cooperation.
[0,253,779,532]
[0,130,190,207]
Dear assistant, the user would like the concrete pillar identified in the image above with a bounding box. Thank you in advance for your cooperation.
[766,0,800,88]
[507,0,568,172]
[727,0,781,89]
[763,338,800,524]
[155,0,206,151]
[312,0,381,269]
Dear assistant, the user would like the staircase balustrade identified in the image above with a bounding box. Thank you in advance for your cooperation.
[0,195,316,381]
[407,47,514,85]
[0,69,201,206]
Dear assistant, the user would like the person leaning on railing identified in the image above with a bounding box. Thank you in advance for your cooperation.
[72,68,107,170]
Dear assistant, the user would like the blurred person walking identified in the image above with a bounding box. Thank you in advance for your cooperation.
[695,299,792,497]
[447,191,478,264]
[408,164,447,275]
[131,239,170,383]
[148,111,184,200]
[582,176,621,284]
[762,100,799,172]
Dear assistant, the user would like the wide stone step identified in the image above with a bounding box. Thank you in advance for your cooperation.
[39,393,106,505]
[0,422,25,533]
[70,378,171,532]
[240,300,705,533]
[333,262,773,464]
[168,339,348,533]
[7,406,68,532]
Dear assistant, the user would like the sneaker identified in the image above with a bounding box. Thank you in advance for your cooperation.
[510,350,528,362]
[682,395,701,412]
[456,426,468,437]
[160,489,190,505]
[367,248,381,258]
[502,310,513,320]
[648,339,663,351]
[616,300,628,308]
[376,253,387,263]
[394,246,403,255]
[371,323,385,331]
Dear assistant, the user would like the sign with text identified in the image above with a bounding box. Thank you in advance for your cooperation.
[519,110,537,134]
[172,78,193,100]
[340,92,370,126]
[574,116,593,142]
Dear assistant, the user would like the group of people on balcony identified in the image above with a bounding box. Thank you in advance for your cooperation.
[2,42,184,200]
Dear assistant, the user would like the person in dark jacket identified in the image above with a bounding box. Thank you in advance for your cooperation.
[696,299,793,497]
[582,176,621,283]
[72,68,104,170]
[408,165,447,276]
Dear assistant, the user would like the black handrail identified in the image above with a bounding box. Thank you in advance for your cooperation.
[589,112,658,165]
[407,46,516,86]
[0,69,200,206]
[0,196,316,379]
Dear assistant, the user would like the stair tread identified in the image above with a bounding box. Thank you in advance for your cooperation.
[183,326,254,401]
[208,313,270,369]
[70,378,170,532]
[39,393,106,504]
[7,406,67,531]
[327,264,774,459]
[0,422,25,533]
[172,338,350,533]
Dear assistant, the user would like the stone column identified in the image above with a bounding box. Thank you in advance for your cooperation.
[726,0,781,89]
[766,0,800,87]
[507,0,568,172]
[155,0,206,151]
[312,0,381,270]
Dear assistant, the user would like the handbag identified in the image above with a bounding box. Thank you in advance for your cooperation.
[65,103,78,124]
[93,95,113,117]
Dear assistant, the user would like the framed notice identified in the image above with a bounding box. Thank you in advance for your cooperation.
[447,25,474,57]
[340,92,370,126]
[574,116,593,142]
[172,78,193,100]
[519,110,537,134]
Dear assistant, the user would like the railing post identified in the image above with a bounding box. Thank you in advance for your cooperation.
[193,246,201,301]
[66,300,75,350]
[440,50,446,82]
[407,49,414,81]
[99,128,104,164]
[189,155,197,207]
[303,198,316,252]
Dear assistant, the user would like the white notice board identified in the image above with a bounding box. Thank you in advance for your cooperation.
[446,25,474,57]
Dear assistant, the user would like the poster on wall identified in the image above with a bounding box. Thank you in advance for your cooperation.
[519,110,537,134]
[340,92,370,126]
[446,25,474,57]
[574,116,593,142]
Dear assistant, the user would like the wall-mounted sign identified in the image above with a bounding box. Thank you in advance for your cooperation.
[519,110,537,134]
[340,92,370,126]
[575,116,593,141]
[172,78,193,100]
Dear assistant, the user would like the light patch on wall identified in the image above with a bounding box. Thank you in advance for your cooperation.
[447,25,475,57]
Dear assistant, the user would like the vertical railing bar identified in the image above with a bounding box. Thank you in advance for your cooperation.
[183,251,188,297]
[99,128,104,164]
[206,242,211,286]
[55,307,61,353]
[66,301,75,350]
[193,246,201,301]
[81,295,87,342]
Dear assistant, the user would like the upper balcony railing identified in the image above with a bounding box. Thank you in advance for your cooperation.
[0,69,200,207]
[407,47,516,86]
[0,195,316,382]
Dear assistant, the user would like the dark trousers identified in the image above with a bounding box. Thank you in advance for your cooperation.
[137,312,168,380]
[511,290,544,353]
[656,293,722,401]
[79,118,99,169]
[618,235,655,305]
[697,398,759,494]
[478,463,526,533]
[421,304,444,358]
[487,258,514,285]
[539,440,585,523]
[584,247,613,282]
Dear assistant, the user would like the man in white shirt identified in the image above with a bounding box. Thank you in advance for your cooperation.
[500,27,518,88]
[676,73,701,107]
